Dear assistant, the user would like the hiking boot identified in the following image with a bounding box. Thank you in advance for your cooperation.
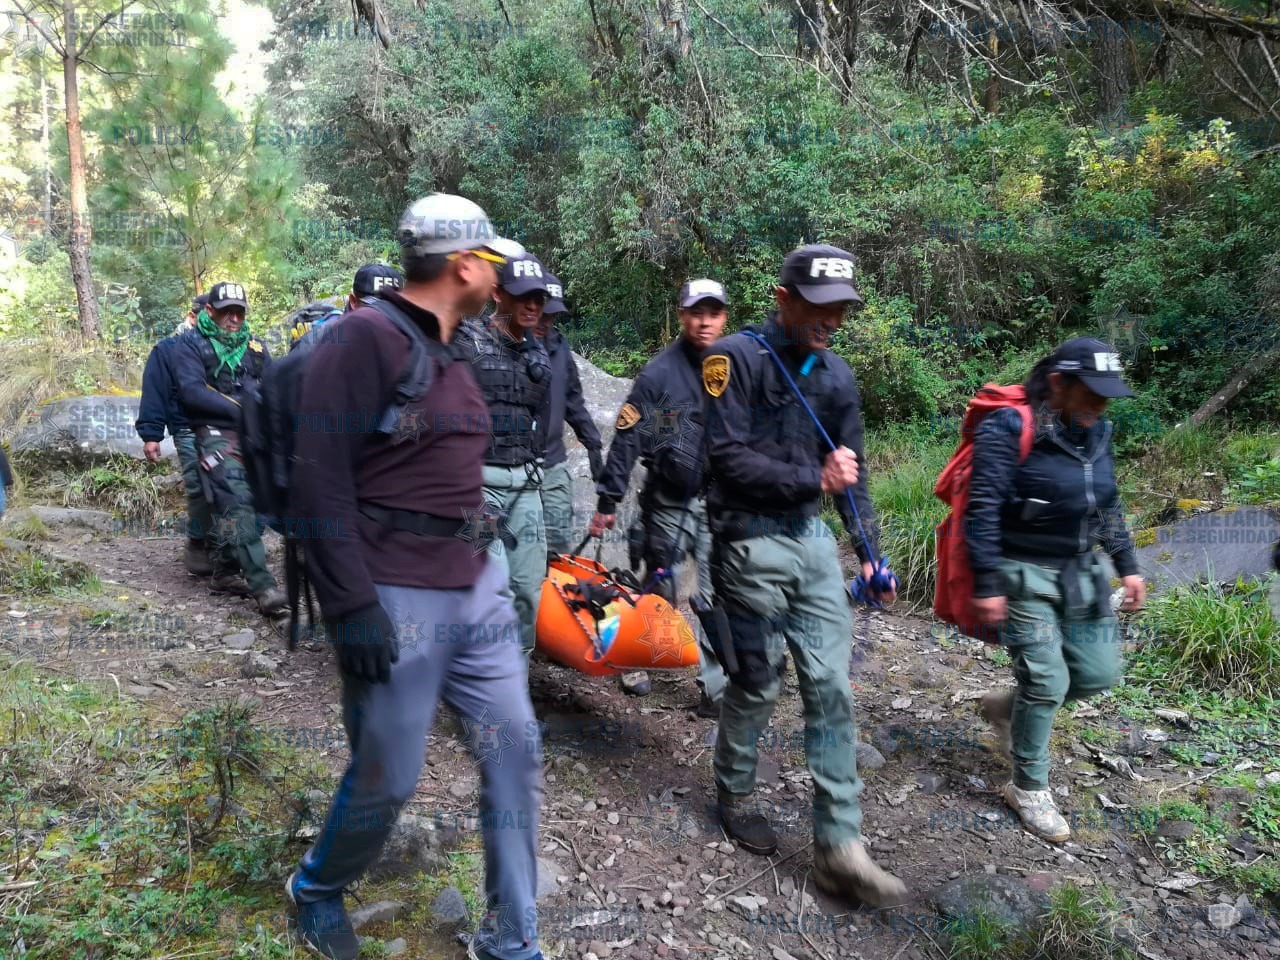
[256,587,288,617]
[183,539,213,576]
[695,689,720,719]
[619,670,651,696]
[285,871,359,960]
[980,690,1014,764]
[717,790,777,856]
[1002,782,1071,843]
[813,839,909,908]
[210,573,253,597]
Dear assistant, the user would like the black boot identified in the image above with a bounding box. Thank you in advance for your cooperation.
[717,790,778,856]
[183,539,213,576]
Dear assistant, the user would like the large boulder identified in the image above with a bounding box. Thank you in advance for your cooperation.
[10,395,176,463]
[558,352,641,569]
[1134,507,1279,590]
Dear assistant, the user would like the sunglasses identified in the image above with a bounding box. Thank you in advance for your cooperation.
[447,248,507,266]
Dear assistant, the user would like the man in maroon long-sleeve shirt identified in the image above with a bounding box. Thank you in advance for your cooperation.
[284,194,545,960]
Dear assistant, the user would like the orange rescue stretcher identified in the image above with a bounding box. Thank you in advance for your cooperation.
[535,540,701,676]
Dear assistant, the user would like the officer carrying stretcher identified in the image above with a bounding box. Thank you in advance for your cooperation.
[697,245,907,907]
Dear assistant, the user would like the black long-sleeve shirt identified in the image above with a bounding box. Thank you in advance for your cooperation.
[538,328,601,467]
[135,335,191,442]
[170,330,272,431]
[596,336,707,513]
[966,406,1138,597]
[702,316,878,563]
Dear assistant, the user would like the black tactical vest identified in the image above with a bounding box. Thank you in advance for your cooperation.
[457,318,550,466]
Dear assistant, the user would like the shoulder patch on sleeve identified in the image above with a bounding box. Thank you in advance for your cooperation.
[616,403,641,430]
[702,355,731,398]
[248,340,264,353]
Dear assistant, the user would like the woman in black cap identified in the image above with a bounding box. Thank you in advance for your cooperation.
[967,337,1146,843]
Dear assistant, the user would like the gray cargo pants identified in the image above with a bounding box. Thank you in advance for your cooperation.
[291,558,543,959]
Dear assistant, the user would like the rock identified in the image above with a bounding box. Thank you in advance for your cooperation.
[240,652,275,678]
[125,684,157,698]
[620,671,651,695]
[856,742,886,771]
[370,814,453,880]
[7,506,116,534]
[1134,507,1280,592]
[564,355,637,568]
[931,873,1051,930]
[917,772,947,795]
[772,948,800,960]
[1156,820,1197,842]
[430,886,469,930]
[384,939,407,957]
[223,629,255,650]
[449,778,477,799]
[11,395,176,463]
[349,900,407,930]
[537,857,564,899]
[728,895,761,921]
[587,940,611,957]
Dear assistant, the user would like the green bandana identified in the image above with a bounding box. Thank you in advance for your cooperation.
[196,308,252,376]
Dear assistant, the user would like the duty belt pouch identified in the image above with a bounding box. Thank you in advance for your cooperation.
[690,594,739,676]
[1090,553,1113,620]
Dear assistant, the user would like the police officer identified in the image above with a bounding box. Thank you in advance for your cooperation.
[287,264,404,349]
[171,281,287,616]
[700,245,906,906]
[589,279,730,714]
[969,338,1145,843]
[136,292,216,575]
[454,254,552,655]
[535,272,603,560]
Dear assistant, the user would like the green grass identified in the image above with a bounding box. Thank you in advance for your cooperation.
[943,882,1137,960]
[1134,577,1280,698]
[0,659,336,959]
[0,540,102,598]
[15,453,178,520]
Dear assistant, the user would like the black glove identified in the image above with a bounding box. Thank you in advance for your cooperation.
[327,602,399,683]
[588,447,604,482]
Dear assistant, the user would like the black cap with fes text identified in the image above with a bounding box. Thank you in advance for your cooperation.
[544,273,568,315]
[779,244,864,306]
[353,264,404,300]
[499,254,550,297]
[1049,337,1135,398]
[207,281,248,310]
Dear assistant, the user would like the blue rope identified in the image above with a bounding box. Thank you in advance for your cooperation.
[741,330,898,607]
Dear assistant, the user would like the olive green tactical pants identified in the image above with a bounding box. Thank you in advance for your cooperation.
[644,486,726,703]
[173,428,212,542]
[195,430,276,594]
[712,521,863,845]
[539,461,573,556]
[483,463,545,656]
[999,557,1124,791]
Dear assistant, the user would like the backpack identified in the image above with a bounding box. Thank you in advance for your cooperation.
[239,298,448,648]
[932,384,1035,642]
[286,301,343,352]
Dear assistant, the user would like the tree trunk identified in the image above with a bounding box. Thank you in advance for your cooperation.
[839,0,860,97]
[40,58,52,231]
[62,0,99,339]
[1094,21,1130,119]
[983,28,1000,114]
[1179,344,1280,430]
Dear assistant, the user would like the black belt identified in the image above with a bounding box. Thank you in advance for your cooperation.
[359,503,517,550]
[713,510,818,543]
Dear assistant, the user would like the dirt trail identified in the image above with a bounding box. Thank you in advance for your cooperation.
[8,522,1280,960]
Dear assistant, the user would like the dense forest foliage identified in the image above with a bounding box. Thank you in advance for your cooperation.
[2,0,1279,434]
